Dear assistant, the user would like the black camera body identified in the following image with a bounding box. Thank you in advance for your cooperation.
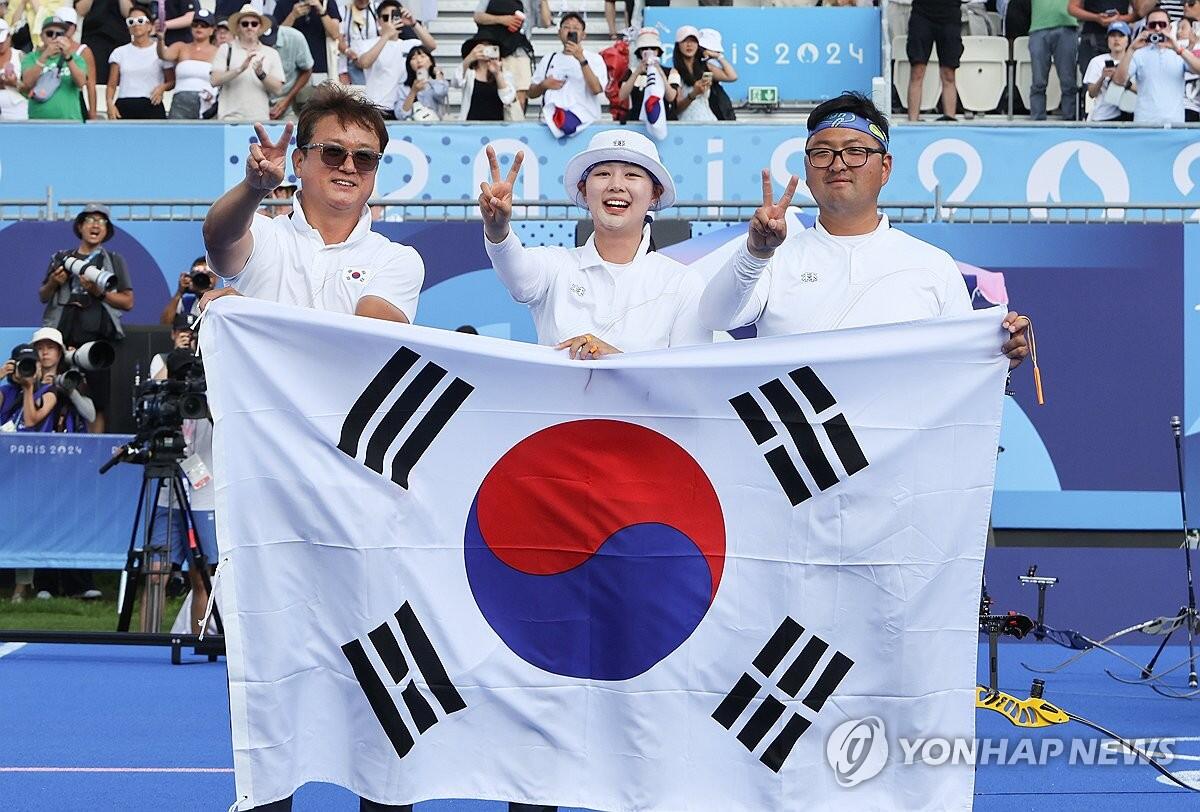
[135,349,209,434]
[1149,32,1166,45]
[9,344,37,380]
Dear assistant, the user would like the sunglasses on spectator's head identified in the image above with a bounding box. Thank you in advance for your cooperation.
[1146,19,1170,28]
[298,142,383,172]
[126,15,149,25]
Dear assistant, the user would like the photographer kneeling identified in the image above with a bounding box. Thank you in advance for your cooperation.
[38,204,134,433]
[148,314,217,633]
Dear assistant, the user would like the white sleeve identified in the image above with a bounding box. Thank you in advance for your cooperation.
[939,253,974,317]
[69,388,96,423]
[531,54,550,84]
[361,244,425,322]
[1082,55,1102,84]
[669,270,715,347]
[698,241,771,331]
[498,71,517,104]
[218,213,280,293]
[587,52,609,89]
[149,353,166,379]
[484,229,553,305]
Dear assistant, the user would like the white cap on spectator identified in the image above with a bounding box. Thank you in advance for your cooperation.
[563,129,676,211]
[633,27,663,55]
[698,28,723,53]
[53,5,78,27]
[31,327,66,352]
[0,20,10,42]
[674,25,700,44]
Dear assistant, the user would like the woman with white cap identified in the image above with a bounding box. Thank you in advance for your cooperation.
[479,129,711,359]
[209,3,283,121]
[668,24,736,122]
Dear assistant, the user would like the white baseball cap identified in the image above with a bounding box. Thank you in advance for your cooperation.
[674,25,700,44]
[31,327,65,352]
[563,129,676,211]
[53,6,78,27]
[698,28,723,53]
[0,20,10,43]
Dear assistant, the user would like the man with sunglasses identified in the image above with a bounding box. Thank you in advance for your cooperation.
[1068,0,1134,87]
[202,83,422,327]
[1113,4,1200,123]
[699,93,1030,368]
[19,13,86,120]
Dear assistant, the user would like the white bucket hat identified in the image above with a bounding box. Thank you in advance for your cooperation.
[31,327,66,352]
[632,27,663,56]
[697,28,723,53]
[563,129,677,211]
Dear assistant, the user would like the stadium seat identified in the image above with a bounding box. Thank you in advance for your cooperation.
[892,35,942,113]
[956,36,1007,113]
[1012,36,1062,114]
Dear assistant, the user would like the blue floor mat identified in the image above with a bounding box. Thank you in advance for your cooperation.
[2,640,1199,810]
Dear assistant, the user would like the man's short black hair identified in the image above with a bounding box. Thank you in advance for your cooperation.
[561,11,585,29]
[192,256,207,268]
[806,91,890,145]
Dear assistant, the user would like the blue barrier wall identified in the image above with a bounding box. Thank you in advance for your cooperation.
[4,123,1200,208]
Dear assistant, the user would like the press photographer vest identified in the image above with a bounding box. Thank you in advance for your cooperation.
[42,248,128,343]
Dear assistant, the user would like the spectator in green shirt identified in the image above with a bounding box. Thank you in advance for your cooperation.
[268,22,313,120]
[19,15,86,120]
[1030,0,1079,120]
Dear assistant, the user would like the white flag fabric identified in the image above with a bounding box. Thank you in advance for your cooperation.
[202,297,1008,811]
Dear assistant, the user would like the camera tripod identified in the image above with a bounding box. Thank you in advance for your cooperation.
[112,455,223,642]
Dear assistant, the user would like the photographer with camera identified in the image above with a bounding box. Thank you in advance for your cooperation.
[528,12,606,139]
[146,314,216,633]
[1113,5,1200,123]
[1,327,95,433]
[160,256,218,325]
[38,204,133,433]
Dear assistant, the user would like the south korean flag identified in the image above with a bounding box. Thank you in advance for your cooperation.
[203,297,1008,811]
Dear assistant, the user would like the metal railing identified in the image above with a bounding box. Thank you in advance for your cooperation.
[4,189,1197,224]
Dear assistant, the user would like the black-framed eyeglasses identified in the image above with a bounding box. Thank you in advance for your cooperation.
[1146,19,1170,28]
[804,146,887,169]
[298,142,383,172]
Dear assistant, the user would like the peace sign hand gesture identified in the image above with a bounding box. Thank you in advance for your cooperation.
[245,122,294,192]
[479,144,525,243]
[747,169,799,259]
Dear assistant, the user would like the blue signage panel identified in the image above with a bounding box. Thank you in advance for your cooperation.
[643,7,882,103]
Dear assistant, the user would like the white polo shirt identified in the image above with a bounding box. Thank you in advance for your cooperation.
[531,49,608,121]
[213,197,423,320]
[484,228,713,351]
[698,214,972,336]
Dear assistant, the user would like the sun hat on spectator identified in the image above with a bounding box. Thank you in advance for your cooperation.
[1106,20,1131,37]
[674,25,699,44]
[697,28,723,53]
[228,3,272,34]
[633,27,663,57]
[53,6,78,27]
[30,327,66,353]
[563,129,676,211]
[216,15,230,29]
[73,203,114,242]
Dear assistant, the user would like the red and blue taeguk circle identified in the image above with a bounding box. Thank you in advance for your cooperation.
[464,419,726,681]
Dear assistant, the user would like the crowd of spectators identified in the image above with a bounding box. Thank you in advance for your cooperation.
[895,0,1200,123]
[0,0,744,130]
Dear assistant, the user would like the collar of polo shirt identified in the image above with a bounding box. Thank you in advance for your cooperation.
[813,211,890,244]
[286,193,374,247]
[577,224,653,269]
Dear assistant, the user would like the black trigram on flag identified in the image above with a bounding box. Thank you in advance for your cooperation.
[338,346,473,489]
[729,366,868,506]
[713,617,854,773]
[341,601,467,760]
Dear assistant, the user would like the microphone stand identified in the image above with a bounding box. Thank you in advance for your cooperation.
[1138,416,1199,692]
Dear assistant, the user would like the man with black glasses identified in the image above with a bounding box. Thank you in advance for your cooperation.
[202,83,422,324]
[699,93,1030,368]
[1113,5,1200,123]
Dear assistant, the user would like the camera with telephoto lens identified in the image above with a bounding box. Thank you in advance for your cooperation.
[189,271,213,292]
[9,344,38,380]
[61,250,117,292]
[1149,32,1165,44]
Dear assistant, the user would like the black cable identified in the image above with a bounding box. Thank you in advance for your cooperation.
[1065,711,1199,792]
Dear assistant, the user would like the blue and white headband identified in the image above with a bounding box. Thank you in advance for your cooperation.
[809,112,889,151]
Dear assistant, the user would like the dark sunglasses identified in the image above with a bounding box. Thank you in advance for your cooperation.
[1146,19,1170,28]
[42,29,65,38]
[240,19,261,28]
[299,142,383,172]
[378,13,396,21]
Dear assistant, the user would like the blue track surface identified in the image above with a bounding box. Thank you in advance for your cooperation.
[2,640,1199,810]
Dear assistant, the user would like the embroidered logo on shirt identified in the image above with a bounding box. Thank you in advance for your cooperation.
[799,272,819,283]
[569,283,586,298]
[344,268,370,283]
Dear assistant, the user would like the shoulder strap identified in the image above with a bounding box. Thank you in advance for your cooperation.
[226,43,232,70]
